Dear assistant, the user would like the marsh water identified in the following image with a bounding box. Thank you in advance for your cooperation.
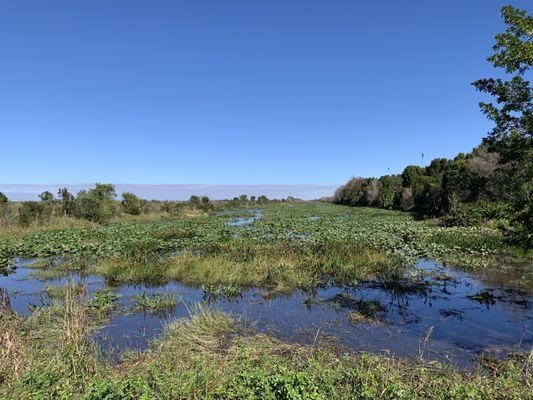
[1,255,531,368]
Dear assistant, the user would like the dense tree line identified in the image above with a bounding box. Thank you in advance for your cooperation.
[334,6,531,245]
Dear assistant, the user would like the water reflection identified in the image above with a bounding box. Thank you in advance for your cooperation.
[1,257,531,368]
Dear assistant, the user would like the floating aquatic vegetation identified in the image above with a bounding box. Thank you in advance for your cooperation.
[131,292,180,313]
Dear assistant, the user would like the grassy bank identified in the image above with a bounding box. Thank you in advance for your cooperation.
[1,299,531,400]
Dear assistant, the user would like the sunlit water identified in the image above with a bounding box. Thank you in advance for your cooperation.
[1,256,531,368]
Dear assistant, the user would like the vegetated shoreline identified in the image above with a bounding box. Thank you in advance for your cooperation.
[1,299,531,399]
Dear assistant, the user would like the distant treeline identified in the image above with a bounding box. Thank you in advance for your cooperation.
[334,6,531,245]
[0,184,276,228]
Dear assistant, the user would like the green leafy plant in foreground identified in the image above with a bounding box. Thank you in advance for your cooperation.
[87,289,122,310]
[132,292,179,312]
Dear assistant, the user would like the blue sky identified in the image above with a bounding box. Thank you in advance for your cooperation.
[0,1,526,185]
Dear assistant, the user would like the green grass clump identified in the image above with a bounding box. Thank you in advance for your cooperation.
[202,283,243,299]
[132,292,179,313]
[162,244,404,293]
[328,293,386,325]
[347,300,385,325]
[87,289,122,310]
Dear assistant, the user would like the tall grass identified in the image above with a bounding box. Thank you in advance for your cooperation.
[96,242,405,292]
[1,299,532,399]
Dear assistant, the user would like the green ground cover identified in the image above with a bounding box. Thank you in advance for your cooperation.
[1,203,528,277]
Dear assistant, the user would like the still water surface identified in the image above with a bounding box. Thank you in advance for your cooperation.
[2,256,531,367]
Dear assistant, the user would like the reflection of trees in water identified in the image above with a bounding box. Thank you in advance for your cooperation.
[470,261,533,292]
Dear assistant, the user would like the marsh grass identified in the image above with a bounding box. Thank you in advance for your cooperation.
[0,278,107,398]
[327,293,386,325]
[92,310,533,400]
[0,315,26,386]
[467,290,497,306]
[375,272,431,298]
[132,292,180,313]
[97,242,405,294]
[0,215,98,239]
[0,289,25,384]
[3,203,531,278]
[202,283,244,300]
[2,203,533,398]
[97,254,170,286]
[1,300,532,399]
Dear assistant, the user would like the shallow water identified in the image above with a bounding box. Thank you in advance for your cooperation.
[218,208,263,227]
[1,257,531,368]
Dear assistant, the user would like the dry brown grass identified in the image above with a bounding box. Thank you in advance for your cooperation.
[0,289,26,382]
[181,208,209,218]
[0,216,97,238]
[0,317,26,382]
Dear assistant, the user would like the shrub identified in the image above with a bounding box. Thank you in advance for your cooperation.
[18,202,48,227]
[397,188,414,211]
[442,201,511,227]
[74,184,117,224]
[121,192,143,215]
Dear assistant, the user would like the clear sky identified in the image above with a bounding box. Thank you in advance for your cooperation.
[0,0,527,185]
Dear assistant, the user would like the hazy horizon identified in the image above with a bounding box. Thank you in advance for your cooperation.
[0,183,338,201]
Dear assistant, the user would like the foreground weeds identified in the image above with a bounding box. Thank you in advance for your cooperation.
[1,301,531,399]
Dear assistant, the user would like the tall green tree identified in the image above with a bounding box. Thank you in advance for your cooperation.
[472,6,532,242]
[39,191,55,203]
[57,187,75,216]
[473,6,531,156]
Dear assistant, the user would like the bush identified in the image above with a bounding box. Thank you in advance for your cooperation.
[121,192,143,215]
[74,184,117,224]
[18,201,50,227]
[397,188,414,211]
[442,201,511,227]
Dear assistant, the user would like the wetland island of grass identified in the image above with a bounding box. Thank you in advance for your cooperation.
[1,3,532,400]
